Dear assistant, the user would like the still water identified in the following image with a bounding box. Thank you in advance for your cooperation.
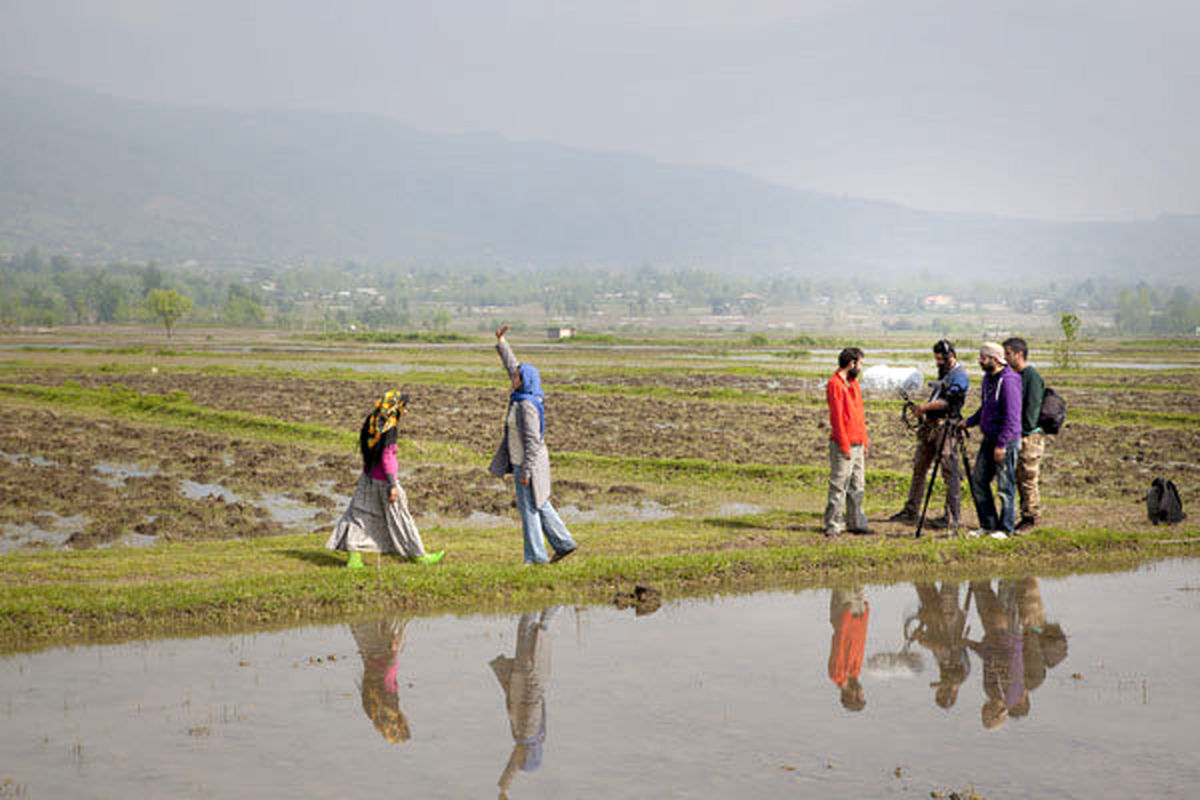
[2,560,1198,799]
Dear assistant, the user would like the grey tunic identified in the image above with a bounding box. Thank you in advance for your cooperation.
[488,339,553,509]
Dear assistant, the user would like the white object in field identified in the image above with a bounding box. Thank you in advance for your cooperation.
[859,365,923,395]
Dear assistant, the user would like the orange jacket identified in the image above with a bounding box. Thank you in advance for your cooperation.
[826,370,868,454]
[828,603,870,687]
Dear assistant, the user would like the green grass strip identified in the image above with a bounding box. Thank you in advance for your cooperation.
[1,525,1196,654]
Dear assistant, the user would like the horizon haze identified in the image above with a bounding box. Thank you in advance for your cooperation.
[2,0,1198,223]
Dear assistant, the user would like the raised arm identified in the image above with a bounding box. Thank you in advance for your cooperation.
[495,324,520,379]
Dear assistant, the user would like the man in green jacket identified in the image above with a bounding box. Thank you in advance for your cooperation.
[1003,337,1046,531]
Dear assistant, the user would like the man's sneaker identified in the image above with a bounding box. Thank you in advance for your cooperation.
[888,510,918,524]
[550,547,577,564]
[966,528,988,538]
[989,531,1009,540]
[1015,517,1039,532]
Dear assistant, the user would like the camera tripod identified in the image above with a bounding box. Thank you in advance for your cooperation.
[914,416,976,539]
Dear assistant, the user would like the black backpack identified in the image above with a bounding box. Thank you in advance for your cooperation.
[1146,477,1186,525]
[1038,386,1067,435]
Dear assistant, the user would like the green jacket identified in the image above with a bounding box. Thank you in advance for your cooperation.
[1019,364,1045,435]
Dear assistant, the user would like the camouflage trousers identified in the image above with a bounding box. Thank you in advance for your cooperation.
[1016,432,1047,521]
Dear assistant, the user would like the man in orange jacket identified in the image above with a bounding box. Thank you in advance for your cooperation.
[824,347,873,536]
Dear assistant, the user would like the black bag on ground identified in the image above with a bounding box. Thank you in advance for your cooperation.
[1146,477,1186,525]
[1038,386,1067,435]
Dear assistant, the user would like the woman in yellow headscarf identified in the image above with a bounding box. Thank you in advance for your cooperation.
[326,390,444,568]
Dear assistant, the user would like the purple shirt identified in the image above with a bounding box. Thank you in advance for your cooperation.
[965,365,1022,447]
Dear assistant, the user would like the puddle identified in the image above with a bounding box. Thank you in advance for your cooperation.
[0,450,56,467]
[257,493,322,526]
[0,513,87,553]
[92,461,160,488]
[2,560,1199,797]
[419,510,512,529]
[96,532,159,549]
[557,499,676,523]
[715,502,766,516]
[180,480,240,503]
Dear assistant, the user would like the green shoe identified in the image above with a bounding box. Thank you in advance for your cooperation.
[346,551,365,569]
[415,550,445,565]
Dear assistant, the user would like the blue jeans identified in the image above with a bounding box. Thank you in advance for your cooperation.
[513,467,577,564]
[970,440,1020,533]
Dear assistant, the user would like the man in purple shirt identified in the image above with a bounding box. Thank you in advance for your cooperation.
[959,342,1023,534]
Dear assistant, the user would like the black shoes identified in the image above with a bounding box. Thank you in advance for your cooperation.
[888,510,918,524]
[550,547,577,564]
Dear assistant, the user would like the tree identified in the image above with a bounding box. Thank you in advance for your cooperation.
[1053,312,1081,369]
[147,288,192,339]
[224,283,265,326]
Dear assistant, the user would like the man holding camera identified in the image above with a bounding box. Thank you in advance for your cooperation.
[889,339,970,530]
[960,342,1023,536]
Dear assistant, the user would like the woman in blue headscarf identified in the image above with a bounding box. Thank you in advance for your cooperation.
[488,325,578,565]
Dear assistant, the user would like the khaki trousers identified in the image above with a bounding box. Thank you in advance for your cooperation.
[825,441,868,534]
[1016,432,1046,521]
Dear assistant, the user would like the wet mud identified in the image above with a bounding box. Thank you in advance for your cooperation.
[0,406,637,548]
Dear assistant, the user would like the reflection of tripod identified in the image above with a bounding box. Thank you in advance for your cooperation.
[915,417,975,539]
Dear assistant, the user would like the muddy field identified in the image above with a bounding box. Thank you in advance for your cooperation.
[6,363,1198,491]
[0,405,646,548]
[2,340,1197,549]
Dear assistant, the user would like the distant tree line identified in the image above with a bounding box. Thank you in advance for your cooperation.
[1,247,1198,335]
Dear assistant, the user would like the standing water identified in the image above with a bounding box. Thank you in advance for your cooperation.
[1,560,1198,798]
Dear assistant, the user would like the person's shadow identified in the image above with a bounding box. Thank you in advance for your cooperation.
[491,606,561,799]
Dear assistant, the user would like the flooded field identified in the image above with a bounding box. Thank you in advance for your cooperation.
[2,560,1198,798]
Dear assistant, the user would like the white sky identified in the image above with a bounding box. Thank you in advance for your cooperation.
[2,0,1197,221]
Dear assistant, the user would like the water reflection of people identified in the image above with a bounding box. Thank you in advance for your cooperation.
[350,618,411,744]
[1010,577,1069,718]
[909,582,971,709]
[491,607,560,798]
[967,581,1025,729]
[828,588,869,711]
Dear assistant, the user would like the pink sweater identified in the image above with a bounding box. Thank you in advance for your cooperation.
[367,442,399,483]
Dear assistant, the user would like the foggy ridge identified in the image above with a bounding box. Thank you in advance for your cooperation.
[1,75,1197,277]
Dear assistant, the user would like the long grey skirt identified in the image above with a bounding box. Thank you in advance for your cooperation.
[326,474,426,558]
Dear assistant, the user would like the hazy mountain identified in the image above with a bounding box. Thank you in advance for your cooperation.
[1,75,1197,278]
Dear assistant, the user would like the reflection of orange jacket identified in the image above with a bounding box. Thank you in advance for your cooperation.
[826,371,868,455]
[828,604,870,687]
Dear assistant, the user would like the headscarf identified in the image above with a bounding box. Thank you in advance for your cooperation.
[359,389,407,472]
[510,363,545,436]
